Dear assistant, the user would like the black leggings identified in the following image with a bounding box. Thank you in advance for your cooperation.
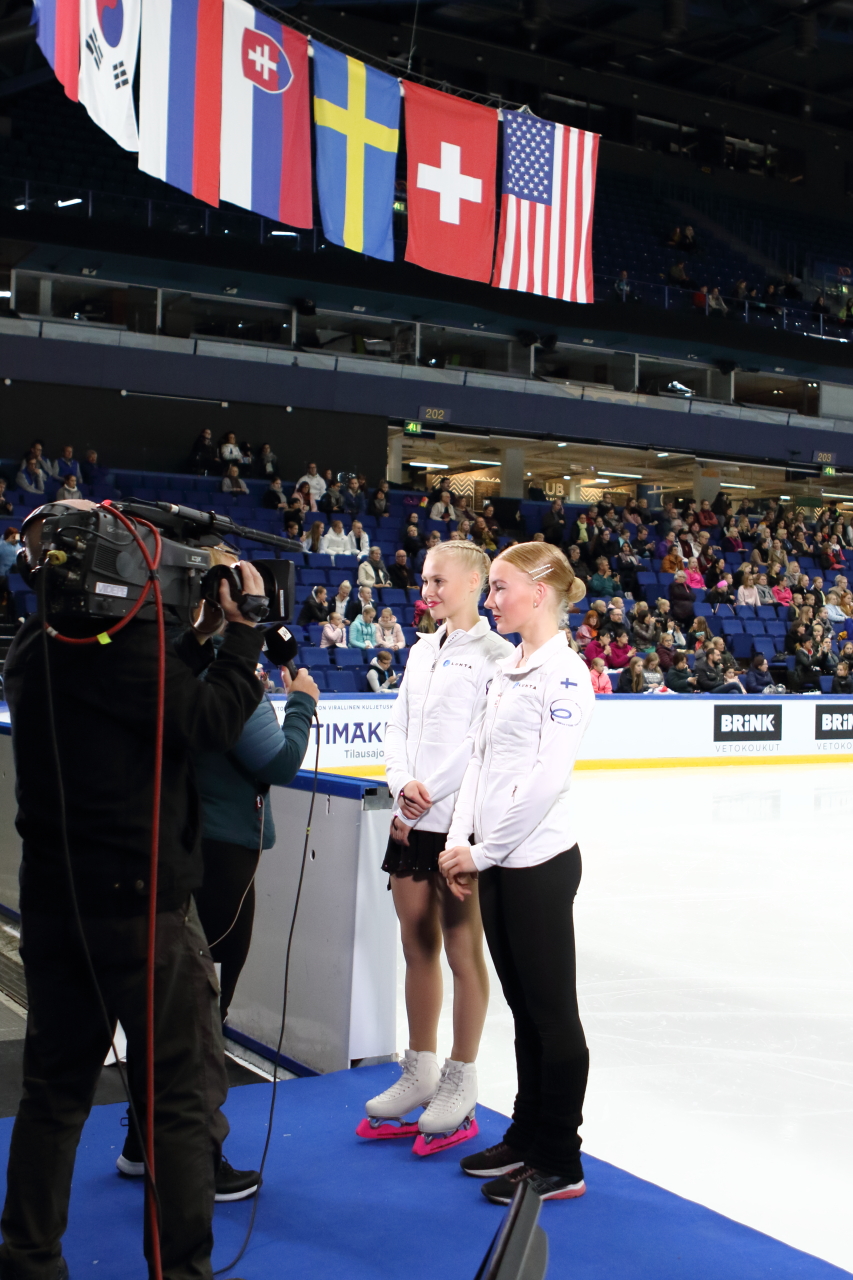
[478,846,588,1180]
[194,838,260,1022]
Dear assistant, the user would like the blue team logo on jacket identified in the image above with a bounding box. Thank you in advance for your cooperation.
[443,659,450,666]
[549,698,582,725]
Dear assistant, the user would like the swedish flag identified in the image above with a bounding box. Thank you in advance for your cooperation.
[313,43,400,261]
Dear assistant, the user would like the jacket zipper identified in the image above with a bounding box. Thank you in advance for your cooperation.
[411,628,461,778]
[475,670,504,839]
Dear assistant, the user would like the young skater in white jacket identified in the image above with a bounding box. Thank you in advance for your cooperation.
[439,542,594,1203]
[357,541,513,1155]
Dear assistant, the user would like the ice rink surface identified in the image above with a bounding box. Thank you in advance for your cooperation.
[396,763,853,1274]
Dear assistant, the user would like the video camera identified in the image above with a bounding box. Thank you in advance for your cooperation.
[19,499,302,627]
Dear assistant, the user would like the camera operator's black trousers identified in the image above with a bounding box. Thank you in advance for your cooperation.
[195,838,260,1022]
[478,846,589,1182]
[0,901,229,1280]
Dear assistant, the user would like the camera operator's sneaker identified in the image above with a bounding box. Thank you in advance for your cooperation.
[215,1157,261,1202]
[116,1121,144,1178]
[481,1164,586,1204]
[116,1122,260,1201]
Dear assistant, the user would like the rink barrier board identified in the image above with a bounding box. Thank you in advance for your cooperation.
[264,692,853,774]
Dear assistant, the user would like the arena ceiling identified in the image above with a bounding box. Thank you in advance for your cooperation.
[272,0,853,133]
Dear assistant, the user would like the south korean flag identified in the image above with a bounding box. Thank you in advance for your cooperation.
[78,0,141,151]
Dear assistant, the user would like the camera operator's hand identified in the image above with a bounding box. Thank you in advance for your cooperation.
[193,598,227,643]
[219,560,265,626]
[281,666,320,704]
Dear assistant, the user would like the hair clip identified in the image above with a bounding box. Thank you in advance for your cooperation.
[528,564,554,581]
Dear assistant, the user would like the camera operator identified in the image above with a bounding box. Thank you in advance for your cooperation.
[0,503,269,1280]
[116,594,320,1199]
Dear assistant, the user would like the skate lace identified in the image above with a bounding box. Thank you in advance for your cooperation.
[377,1054,421,1102]
[424,1062,467,1119]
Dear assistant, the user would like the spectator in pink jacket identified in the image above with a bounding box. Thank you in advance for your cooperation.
[772,581,793,607]
[375,607,406,650]
[589,657,613,694]
[684,557,705,590]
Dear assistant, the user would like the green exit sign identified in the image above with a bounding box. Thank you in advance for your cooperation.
[823,465,836,476]
[404,420,422,435]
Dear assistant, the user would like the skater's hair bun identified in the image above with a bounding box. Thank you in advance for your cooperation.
[425,540,492,593]
[493,542,585,614]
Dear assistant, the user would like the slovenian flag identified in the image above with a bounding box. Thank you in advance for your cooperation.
[138,0,223,206]
[34,0,80,101]
[219,0,312,227]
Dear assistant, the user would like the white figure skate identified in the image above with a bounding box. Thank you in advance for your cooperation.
[413,1058,479,1156]
[355,1049,440,1141]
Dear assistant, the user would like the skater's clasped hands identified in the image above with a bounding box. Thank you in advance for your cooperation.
[399,780,432,820]
[439,845,478,901]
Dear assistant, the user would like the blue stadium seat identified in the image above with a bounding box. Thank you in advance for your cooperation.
[307,625,325,646]
[766,621,786,637]
[744,621,766,635]
[756,606,777,620]
[731,634,754,660]
[753,637,776,660]
[380,589,407,606]
[694,603,713,617]
[333,649,365,667]
[735,606,756,619]
[819,675,834,694]
[721,619,743,635]
[308,669,329,690]
[332,555,359,573]
[325,670,358,693]
[298,569,328,587]
[715,604,734,617]
[311,553,334,568]
[301,647,330,667]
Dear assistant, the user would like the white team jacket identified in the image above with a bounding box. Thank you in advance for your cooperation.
[447,632,595,870]
[384,619,514,834]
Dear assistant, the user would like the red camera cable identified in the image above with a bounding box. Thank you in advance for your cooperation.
[45,506,165,1280]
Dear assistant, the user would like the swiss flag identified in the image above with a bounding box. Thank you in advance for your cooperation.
[404,82,498,283]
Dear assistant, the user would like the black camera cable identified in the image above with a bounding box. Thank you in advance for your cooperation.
[213,703,322,1277]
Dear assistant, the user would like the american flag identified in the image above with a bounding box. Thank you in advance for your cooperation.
[492,110,599,303]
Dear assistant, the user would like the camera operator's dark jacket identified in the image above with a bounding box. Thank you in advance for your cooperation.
[5,617,265,916]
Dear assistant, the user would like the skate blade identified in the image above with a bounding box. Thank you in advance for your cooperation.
[412,1116,479,1157]
[356,1117,421,1141]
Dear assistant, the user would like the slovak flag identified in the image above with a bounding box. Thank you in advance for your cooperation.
[219,0,311,227]
[34,0,80,101]
[403,82,497,284]
[138,0,223,206]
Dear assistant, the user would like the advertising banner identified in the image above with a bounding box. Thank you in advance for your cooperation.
[269,693,853,777]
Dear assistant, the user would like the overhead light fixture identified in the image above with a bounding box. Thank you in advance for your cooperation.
[270,230,298,236]
[408,462,447,469]
[526,472,532,476]
[656,452,669,457]
[56,197,82,208]
[0,290,11,299]
[557,442,567,447]
[14,202,25,210]
[470,459,500,466]
[779,495,791,499]
[597,471,643,479]
[724,483,756,489]
[563,475,574,480]
[821,492,853,499]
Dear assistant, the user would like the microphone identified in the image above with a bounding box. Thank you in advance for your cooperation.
[263,624,300,680]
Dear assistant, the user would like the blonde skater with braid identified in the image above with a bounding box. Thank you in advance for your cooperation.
[356,542,513,1155]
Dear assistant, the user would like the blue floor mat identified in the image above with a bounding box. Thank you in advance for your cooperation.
[0,1063,848,1279]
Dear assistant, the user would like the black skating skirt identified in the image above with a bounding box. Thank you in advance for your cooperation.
[381,828,448,882]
